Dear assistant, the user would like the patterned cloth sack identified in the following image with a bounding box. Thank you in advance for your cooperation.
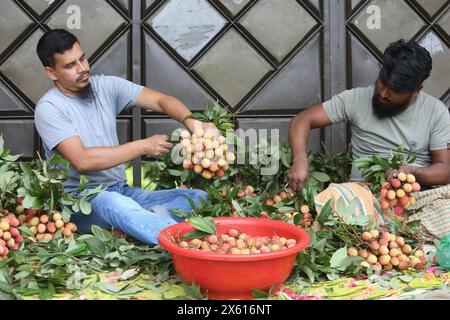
[405,185,450,240]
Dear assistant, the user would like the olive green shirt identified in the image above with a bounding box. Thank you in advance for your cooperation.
[323,86,450,181]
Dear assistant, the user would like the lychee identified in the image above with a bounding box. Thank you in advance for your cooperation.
[391,179,401,188]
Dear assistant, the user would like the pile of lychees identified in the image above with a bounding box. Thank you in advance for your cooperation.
[0,197,78,259]
[0,212,23,259]
[179,129,235,180]
[177,229,297,255]
[379,172,421,216]
[347,229,428,272]
[220,185,256,199]
[264,190,294,207]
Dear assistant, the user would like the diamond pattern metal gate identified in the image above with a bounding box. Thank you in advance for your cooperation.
[0,0,449,186]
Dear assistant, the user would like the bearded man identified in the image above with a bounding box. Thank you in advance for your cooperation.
[288,39,450,240]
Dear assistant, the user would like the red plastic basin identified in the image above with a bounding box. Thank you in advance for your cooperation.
[158,217,309,300]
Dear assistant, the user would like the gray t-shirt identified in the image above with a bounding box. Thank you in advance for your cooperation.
[35,75,144,194]
[323,86,450,181]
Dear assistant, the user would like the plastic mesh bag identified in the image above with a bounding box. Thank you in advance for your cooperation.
[436,235,450,269]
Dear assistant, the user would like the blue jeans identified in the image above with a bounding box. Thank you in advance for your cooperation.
[70,182,208,245]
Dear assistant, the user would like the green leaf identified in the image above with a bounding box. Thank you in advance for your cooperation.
[76,234,95,241]
[310,171,330,183]
[19,162,33,176]
[170,208,190,219]
[330,247,348,271]
[181,282,204,299]
[312,238,328,252]
[85,238,107,257]
[35,173,50,183]
[369,165,383,172]
[318,199,334,224]
[168,169,183,177]
[406,220,422,232]
[79,199,92,215]
[399,275,413,283]
[326,273,340,281]
[407,155,416,165]
[99,283,123,294]
[59,197,75,206]
[389,278,401,289]
[13,271,31,281]
[351,215,370,226]
[297,265,315,283]
[38,288,54,300]
[77,176,90,193]
[3,154,21,162]
[61,206,72,223]
[72,202,80,213]
[18,226,34,238]
[180,169,190,182]
[231,200,245,217]
[91,225,113,242]
[281,152,292,169]
[336,197,346,217]
[207,187,223,201]
[346,198,358,216]
[47,256,69,266]
[188,216,216,235]
[277,206,295,214]
[119,268,139,281]
[23,195,41,211]
[182,230,210,241]
[252,289,269,299]
[120,286,144,295]
[65,243,87,256]
[84,185,106,199]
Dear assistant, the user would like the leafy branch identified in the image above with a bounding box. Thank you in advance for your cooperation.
[353,144,417,192]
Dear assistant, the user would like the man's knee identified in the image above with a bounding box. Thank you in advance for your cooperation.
[174,188,206,199]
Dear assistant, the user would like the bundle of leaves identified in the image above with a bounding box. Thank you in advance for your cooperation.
[0,225,172,300]
[147,101,239,191]
[0,135,102,218]
[353,144,417,193]
[229,140,348,205]
[290,198,374,284]
[185,100,235,133]
[290,197,429,285]
[309,143,352,184]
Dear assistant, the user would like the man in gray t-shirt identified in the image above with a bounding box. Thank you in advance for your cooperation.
[323,86,450,182]
[288,39,450,191]
[34,29,213,245]
[35,74,144,194]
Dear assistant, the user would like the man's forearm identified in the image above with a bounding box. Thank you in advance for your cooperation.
[412,163,450,186]
[76,140,143,173]
[289,114,311,164]
[159,96,193,126]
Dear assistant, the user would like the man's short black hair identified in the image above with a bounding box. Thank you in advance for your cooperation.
[379,39,432,93]
[36,29,79,68]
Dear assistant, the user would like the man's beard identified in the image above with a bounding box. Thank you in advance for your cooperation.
[76,80,94,101]
[372,89,412,119]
